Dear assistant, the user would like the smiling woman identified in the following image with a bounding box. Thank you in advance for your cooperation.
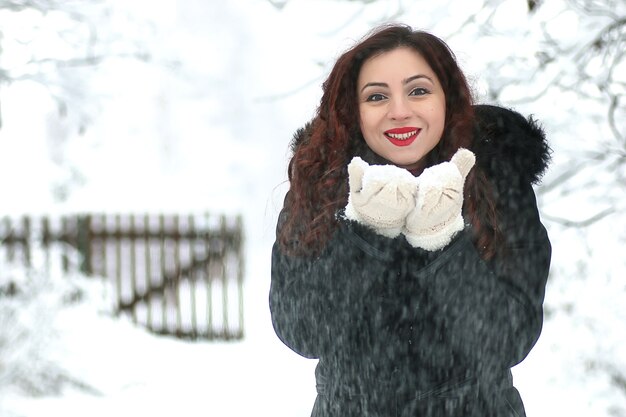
[357,47,446,172]
[269,23,552,417]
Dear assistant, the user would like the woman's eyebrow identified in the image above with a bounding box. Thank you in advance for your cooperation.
[404,74,434,84]
[360,74,434,92]
[360,82,388,92]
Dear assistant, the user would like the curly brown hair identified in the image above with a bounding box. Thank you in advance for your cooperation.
[279,24,499,259]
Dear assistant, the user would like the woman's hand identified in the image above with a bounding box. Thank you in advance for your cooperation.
[345,156,417,237]
[403,148,475,251]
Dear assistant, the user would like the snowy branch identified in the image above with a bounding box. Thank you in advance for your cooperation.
[542,207,617,228]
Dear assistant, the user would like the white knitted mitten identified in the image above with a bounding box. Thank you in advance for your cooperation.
[345,156,417,238]
[403,148,476,251]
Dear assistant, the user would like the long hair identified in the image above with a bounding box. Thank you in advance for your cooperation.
[279,24,499,258]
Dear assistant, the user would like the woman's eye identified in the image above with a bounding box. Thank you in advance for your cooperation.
[409,87,429,96]
[366,93,387,102]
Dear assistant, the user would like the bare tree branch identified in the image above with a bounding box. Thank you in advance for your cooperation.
[569,0,623,20]
[543,207,617,228]
[608,95,625,145]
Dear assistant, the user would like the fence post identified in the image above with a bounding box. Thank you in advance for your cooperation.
[188,213,198,337]
[236,214,244,339]
[4,217,15,262]
[144,213,153,332]
[76,214,92,275]
[22,216,32,267]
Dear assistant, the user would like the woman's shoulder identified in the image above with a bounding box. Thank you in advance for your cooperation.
[471,104,552,185]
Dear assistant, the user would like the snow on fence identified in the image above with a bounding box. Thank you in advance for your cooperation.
[0,213,244,341]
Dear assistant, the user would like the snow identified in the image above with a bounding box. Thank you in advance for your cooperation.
[1,0,625,416]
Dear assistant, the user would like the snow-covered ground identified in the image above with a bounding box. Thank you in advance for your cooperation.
[1,1,625,416]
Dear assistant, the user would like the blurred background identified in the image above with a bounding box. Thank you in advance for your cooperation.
[0,0,624,416]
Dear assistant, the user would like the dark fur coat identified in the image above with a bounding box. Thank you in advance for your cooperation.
[270,105,552,417]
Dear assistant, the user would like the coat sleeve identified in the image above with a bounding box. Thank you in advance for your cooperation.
[269,237,337,359]
[269,198,382,359]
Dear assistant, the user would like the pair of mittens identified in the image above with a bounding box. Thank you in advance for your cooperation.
[345,149,476,251]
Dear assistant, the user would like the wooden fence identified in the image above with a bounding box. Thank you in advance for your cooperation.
[0,213,244,340]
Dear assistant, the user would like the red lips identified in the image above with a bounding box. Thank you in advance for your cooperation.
[385,127,419,134]
[384,127,420,147]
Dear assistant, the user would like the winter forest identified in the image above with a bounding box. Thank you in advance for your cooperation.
[0,0,625,416]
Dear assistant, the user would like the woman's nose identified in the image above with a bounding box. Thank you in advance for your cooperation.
[387,97,411,120]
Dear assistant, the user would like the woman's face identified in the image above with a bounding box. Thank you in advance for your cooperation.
[357,47,446,172]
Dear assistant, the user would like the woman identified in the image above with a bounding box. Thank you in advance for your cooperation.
[270,24,551,417]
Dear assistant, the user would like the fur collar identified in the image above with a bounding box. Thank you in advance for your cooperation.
[472,104,551,185]
[289,104,551,184]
